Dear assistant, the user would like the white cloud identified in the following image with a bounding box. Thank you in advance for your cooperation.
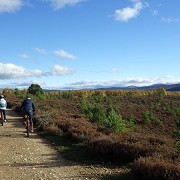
[161,17,180,23]
[19,54,31,59]
[52,64,73,75]
[34,48,48,55]
[114,0,144,22]
[112,68,120,72]
[0,63,74,80]
[43,0,84,10]
[54,49,76,59]
[0,0,24,13]
[0,63,45,79]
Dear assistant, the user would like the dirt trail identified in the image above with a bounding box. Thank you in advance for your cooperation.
[0,109,122,180]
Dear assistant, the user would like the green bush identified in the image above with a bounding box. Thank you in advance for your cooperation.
[62,90,74,99]
[14,88,21,95]
[81,99,127,133]
[154,117,163,126]
[81,99,106,123]
[154,88,167,100]
[143,111,154,124]
[36,91,46,100]
[91,103,106,124]
[105,107,127,133]
[176,141,180,152]
[175,107,180,116]
[91,92,102,103]
[172,129,180,139]
[28,84,44,95]
[80,99,94,119]
[175,120,180,128]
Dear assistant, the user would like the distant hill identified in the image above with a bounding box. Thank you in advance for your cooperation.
[96,83,180,92]
[138,83,180,91]
[167,84,180,91]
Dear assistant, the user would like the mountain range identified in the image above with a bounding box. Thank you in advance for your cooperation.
[97,83,180,92]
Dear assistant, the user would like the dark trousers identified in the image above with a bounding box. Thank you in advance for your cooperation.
[0,109,6,120]
[23,110,33,125]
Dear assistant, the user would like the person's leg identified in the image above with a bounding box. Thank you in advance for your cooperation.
[0,110,3,123]
[23,114,28,126]
[22,109,28,125]
[2,110,6,122]
[28,111,33,132]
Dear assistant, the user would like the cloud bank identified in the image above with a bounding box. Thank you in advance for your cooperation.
[0,0,84,13]
[0,0,24,13]
[0,63,72,80]
[61,77,180,90]
[0,63,44,79]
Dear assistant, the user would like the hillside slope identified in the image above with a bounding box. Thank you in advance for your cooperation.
[0,108,124,180]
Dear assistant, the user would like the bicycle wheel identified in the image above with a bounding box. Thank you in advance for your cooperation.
[26,117,30,137]
[0,111,3,126]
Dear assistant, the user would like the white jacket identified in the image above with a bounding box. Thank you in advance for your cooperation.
[0,98,7,110]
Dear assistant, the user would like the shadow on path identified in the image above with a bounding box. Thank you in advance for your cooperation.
[0,108,81,167]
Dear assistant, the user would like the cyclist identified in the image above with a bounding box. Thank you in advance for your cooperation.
[20,96,35,132]
[0,95,7,122]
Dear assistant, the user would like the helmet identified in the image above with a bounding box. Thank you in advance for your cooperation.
[0,95,4,98]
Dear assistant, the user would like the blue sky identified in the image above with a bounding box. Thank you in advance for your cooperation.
[0,0,180,90]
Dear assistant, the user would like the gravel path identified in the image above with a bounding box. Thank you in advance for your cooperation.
[0,109,123,180]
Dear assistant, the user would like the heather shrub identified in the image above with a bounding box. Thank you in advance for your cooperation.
[4,88,180,180]
[131,156,180,180]
[56,117,102,142]
[45,125,62,135]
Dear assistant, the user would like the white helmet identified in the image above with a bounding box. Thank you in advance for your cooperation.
[0,95,4,98]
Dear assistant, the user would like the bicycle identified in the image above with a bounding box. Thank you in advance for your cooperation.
[24,114,32,137]
[0,110,3,126]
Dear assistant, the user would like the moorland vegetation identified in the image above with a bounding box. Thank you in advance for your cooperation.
[1,84,180,179]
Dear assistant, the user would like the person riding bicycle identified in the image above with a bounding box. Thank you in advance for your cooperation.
[0,94,7,122]
[20,96,35,132]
